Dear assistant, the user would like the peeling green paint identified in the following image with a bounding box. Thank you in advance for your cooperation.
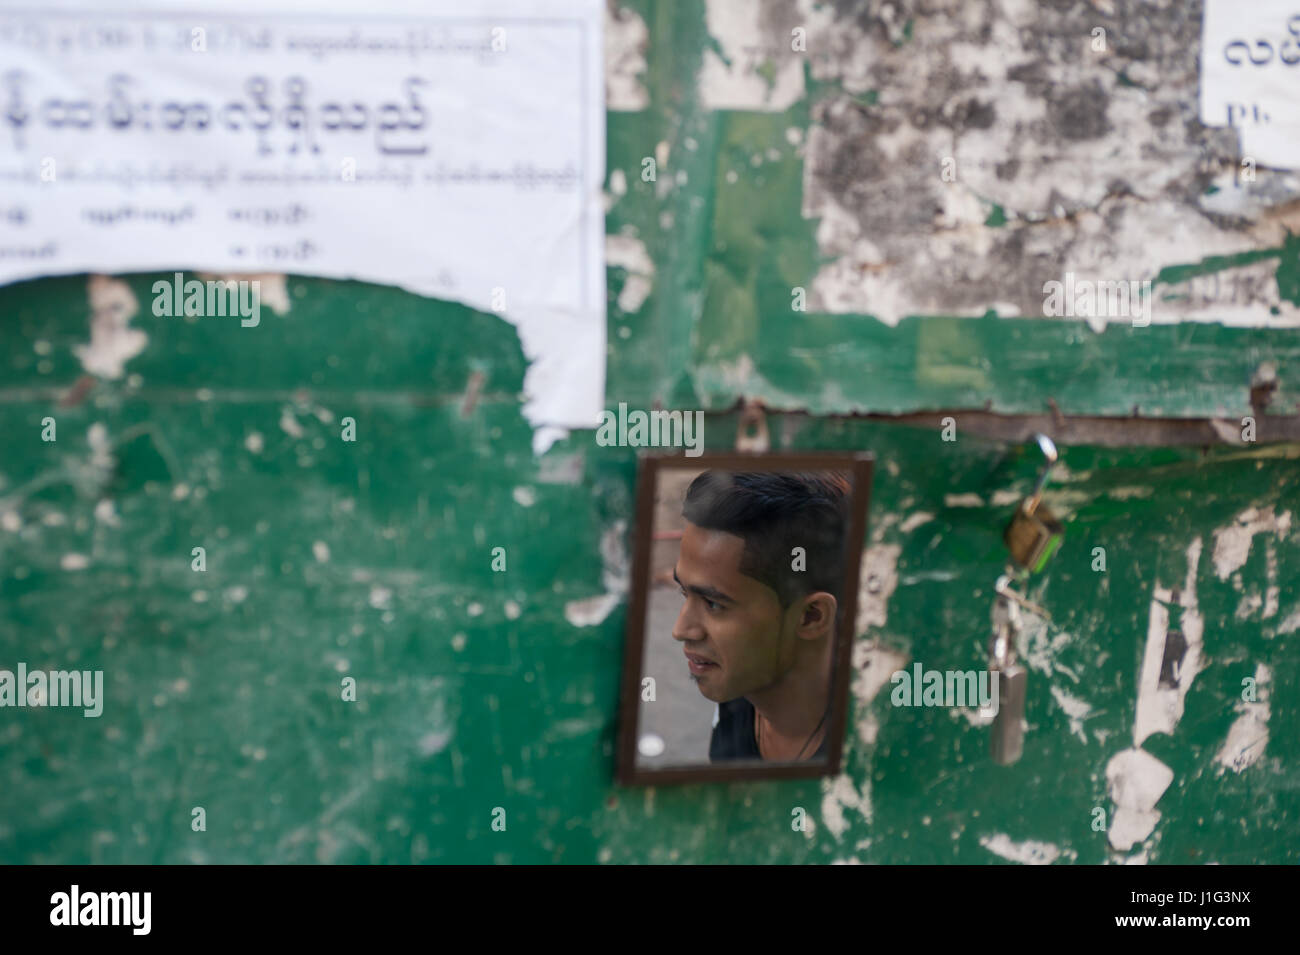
[1,0,1297,867]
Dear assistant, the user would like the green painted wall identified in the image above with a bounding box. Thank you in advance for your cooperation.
[1,0,1297,863]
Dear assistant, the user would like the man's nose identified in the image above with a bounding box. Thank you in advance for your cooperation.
[671,599,702,642]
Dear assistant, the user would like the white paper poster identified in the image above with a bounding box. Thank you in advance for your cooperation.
[1201,0,1300,170]
[0,0,606,444]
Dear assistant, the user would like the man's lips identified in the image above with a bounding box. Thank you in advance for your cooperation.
[685,651,718,674]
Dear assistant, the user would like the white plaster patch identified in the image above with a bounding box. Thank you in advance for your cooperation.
[1036,489,1092,519]
[604,168,629,213]
[851,639,909,746]
[1199,168,1300,224]
[944,493,984,507]
[87,422,114,475]
[606,234,655,313]
[855,543,900,633]
[1049,685,1093,745]
[606,234,654,275]
[1212,507,1292,580]
[1107,486,1154,500]
[93,499,120,527]
[1216,663,1270,774]
[1134,537,1204,747]
[1235,590,1263,621]
[617,274,652,313]
[979,833,1071,865]
[1117,848,1150,865]
[1264,541,1279,619]
[259,274,290,314]
[76,275,146,379]
[1022,615,1075,683]
[1105,747,1174,852]
[1167,260,1297,328]
[698,0,812,111]
[820,772,870,840]
[60,553,90,571]
[958,705,993,728]
[899,511,934,533]
[564,593,621,628]
[279,407,305,439]
[1277,607,1300,635]
[809,256,915,327]
[418,730,453,757]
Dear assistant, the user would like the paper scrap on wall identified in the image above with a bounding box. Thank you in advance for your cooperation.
[1201,1,1300,171]
[0,0,606,444]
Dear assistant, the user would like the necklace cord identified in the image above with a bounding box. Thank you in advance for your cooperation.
[758,701,832,761]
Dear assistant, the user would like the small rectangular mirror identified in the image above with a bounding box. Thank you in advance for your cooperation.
[616,452,873,785]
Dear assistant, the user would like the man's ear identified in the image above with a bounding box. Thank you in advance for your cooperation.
[796,592,838,640]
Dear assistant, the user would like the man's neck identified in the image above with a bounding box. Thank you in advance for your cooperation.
[748,639,834,759]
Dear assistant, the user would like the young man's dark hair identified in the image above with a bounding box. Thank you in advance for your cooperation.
[681,470,850,613]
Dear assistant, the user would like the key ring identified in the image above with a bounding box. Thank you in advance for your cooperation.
[994,573,1051,622]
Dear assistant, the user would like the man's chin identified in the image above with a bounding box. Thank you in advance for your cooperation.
[689,674,726,702]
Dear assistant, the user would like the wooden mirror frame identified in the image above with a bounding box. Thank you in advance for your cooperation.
[615,452,874,786]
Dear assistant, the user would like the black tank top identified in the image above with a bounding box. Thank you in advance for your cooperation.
[709,697,830,762]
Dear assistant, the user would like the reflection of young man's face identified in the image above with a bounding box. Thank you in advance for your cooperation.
[671,521,801,703]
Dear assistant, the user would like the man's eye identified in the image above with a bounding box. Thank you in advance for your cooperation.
[680,588,721,612]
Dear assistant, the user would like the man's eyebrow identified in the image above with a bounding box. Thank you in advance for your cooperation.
[672,566,736,605]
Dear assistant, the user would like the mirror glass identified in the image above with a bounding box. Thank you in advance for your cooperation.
[622,455,871,781]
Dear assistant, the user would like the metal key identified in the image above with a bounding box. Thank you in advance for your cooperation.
[988,591,1027,765]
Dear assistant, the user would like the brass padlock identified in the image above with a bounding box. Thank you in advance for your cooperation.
[1004,434,1064,573]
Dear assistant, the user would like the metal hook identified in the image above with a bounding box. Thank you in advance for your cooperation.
[1024,433,1058,514]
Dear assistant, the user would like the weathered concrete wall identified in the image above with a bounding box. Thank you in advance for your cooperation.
[0,0,1296,864]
